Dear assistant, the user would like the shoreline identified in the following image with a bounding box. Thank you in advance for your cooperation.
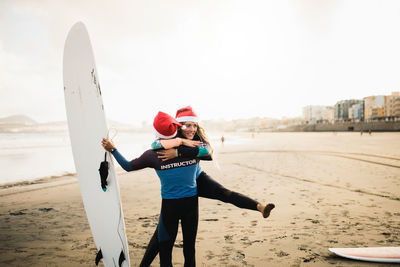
[0,173,76,190]
[0,174,77,198]
[0,169,129,197]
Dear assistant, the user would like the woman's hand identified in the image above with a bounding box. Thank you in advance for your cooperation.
[157,149,177,161]
[181,139,202,147]
[102,138,116,152]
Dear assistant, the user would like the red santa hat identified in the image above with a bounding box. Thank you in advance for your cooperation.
[175,106,199,123]
[153,111,182,139]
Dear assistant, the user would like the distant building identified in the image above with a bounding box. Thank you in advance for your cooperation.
[322,106,335,123]
[364,95,385,121]
[385,92,400,120]
[348,106,354,121]
[334,99,362,122]
[303,105,332,124]
[350,102,364,122]
[302,92,400,124]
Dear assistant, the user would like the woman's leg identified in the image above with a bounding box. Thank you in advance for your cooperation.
[196,171,274,217]
[139,227,159,267]
[158,199,179,267]
[180,196,198,267]
[139,196,199,267]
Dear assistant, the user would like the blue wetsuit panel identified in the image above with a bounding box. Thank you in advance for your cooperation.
[111,149,133,171]
[111,149,199,199]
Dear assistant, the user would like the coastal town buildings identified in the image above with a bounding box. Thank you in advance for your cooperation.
[323,106,335,123]
[385,92,400,120]
[349,102,364,122]
[303,105,334,124]
[364,95,385,121]
[303,92,400,124]
[334,99,362,122]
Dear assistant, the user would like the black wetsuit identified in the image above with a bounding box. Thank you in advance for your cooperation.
[111,148,200,267]
[140,139,258,267]
[139,148,258,267]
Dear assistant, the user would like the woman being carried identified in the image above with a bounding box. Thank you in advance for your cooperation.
[140,106,275,267]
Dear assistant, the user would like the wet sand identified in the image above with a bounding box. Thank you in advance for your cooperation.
[1,132,399,266]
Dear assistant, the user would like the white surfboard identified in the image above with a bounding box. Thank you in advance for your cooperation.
[329,247,400,263]
[63,22,130,267]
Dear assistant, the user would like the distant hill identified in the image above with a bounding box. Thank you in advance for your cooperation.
[0,114,147,133]
[0,115,37,125]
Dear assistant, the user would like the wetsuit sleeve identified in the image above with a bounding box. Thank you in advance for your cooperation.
[151,138,182,150]
[111,149,155,171]
[151,140,163,150]
[129,150,156,170]
[111,149,134,171]
[177,146,199,158]
[198,142,213,160]
[160,138,182,149]
[177,142,213,160]
[151,138,212,160]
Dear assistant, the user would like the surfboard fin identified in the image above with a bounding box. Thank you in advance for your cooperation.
[95,249,103,265]
[119,250,126,267]
[99,152,109,191]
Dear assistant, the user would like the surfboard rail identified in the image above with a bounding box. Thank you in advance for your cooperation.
[329,247,400,263]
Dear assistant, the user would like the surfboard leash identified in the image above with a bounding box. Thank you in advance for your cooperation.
[98,127,119,192]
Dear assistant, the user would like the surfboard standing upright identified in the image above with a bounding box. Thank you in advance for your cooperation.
[63,22,130,267]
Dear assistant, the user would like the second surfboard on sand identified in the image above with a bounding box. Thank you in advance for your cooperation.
[329,246,400,263]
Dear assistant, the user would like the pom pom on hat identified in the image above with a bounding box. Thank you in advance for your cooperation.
[175,106,198,123]
[153,111,182,139]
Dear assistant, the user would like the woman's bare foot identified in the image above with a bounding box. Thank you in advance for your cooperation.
[257,203,275,218]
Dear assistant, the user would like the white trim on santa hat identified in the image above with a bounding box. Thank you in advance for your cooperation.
[176,116,198,123]
[154,129,178,139]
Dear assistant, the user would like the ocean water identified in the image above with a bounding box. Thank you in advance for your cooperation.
[0,131,242,185]
[0,132,154,185]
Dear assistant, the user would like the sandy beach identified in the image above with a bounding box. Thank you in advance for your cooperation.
[1,132,399,266]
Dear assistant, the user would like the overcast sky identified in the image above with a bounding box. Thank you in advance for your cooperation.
[1,0,400,125]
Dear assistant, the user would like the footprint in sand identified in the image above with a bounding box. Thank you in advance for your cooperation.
[341,210,349,217]
[305,218,320,224]
[302,256,317,263]
[38,207,54,212]
[206,250,215,260]
[224,246,233,252]
[298,245,310,252]
[128,241,147,249]
[202,218,218,222]
[385,211,392,216]
[233,250,246,261]
[276,250,289,257]
[174,242,184,248]
[224,234,234,244]
[9,209,28,216]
